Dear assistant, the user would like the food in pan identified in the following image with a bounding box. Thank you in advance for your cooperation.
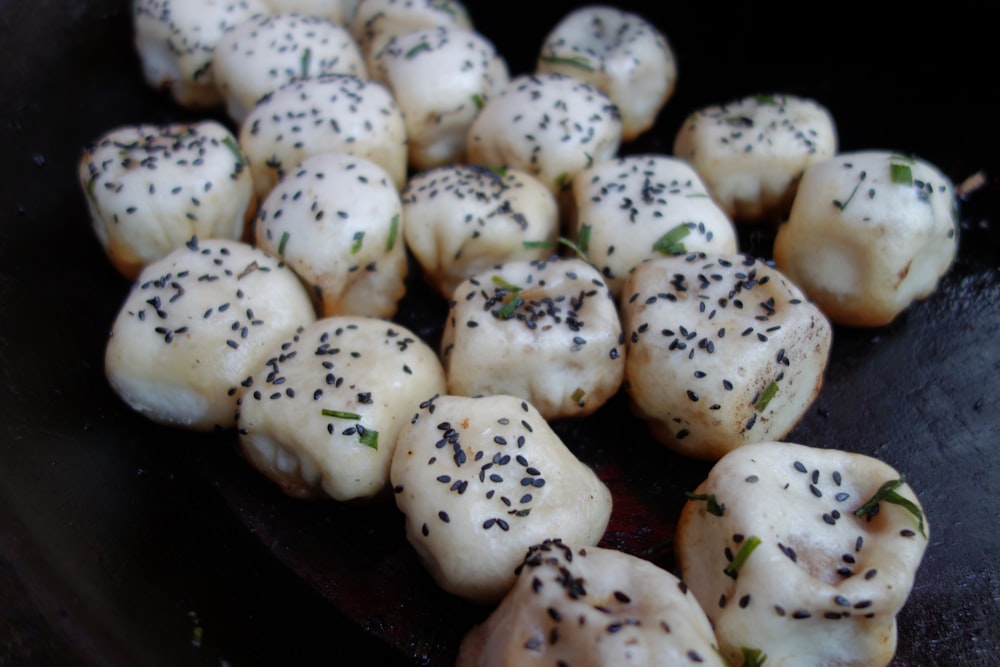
[212,13,367,125]
[237,316,446,501]
[467,72,622,195]
[104,238,316,432]
[132,0,271,108]
[95,4,947,662]
[457,539,725,667]
[773,150,959,327]
[260,0,361,24]
[619,252,832,460]
[676,440,929,667]
[401,164,559,299]
[78,121,255,280]
[254,152,408,318]
[673,93,838,223]
[569,153,738,298]
[536,5,676,142]
[390,394,612,603]
[238,74,408,197]
[440,256,624,419]
[350,0,472,75]
[371,25,509,169]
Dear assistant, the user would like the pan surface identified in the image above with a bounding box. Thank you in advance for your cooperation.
[1,1,997,665]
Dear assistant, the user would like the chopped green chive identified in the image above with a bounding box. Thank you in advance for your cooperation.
[754,380,779,412]
[386,214,399,251]
[487,165,508,177]
[358,428,379,450]
[322,409,378,449]
[405,42,431,59]
[278,231,290,256]
[540,54,595,72]
[555,171,571,190]
[522,240,554,249]
[321,409,361,420]
[724,535,761,577]
[754,93,779,105]
[491,275,523,319]
[741,647,768,667]
[471,93,484,110]
[890,162,913,186]
[300,47,311,78]
[577,224,592,254]
[854,475,926,537]
[221,136,245,165]
[430,1,455,15]
[584,151,594,169]
[351,231,364,254]
[686,492,725,516]
[652,224,690,255]
[558,236,590,262]
[571,388,585,405]
[834,180,862,212]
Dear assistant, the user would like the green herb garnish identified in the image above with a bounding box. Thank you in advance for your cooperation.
[540,54,595,72]
[741,647,768,667]
[557,236,591,263]
[685,492,725,516]
[724,535,761,577]
[652,224,690,255]
[890,162,913,186]
[577,224,592,254]
[405,41,431,59]
[430,1,456,15]
[322,409,361,420]
[351,231,364,254]
[221,135,245,165]
[358,426,379,450]
[278,231,290,256]
[322,409,378,449]
[854,475,926,537]
[386,214,399,251]
[754,93,779,105]
[571,387,585,405]
[555,171,571,190]
[491,275,523,319]
[833,180,862,212]
[754,380,779,412]
[300,47,312,78]
[471,93,484,110]
[487,165,508,177]
[522,240,554,249]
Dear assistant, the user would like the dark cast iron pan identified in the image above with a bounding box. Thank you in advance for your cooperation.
[1,1,997,665]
